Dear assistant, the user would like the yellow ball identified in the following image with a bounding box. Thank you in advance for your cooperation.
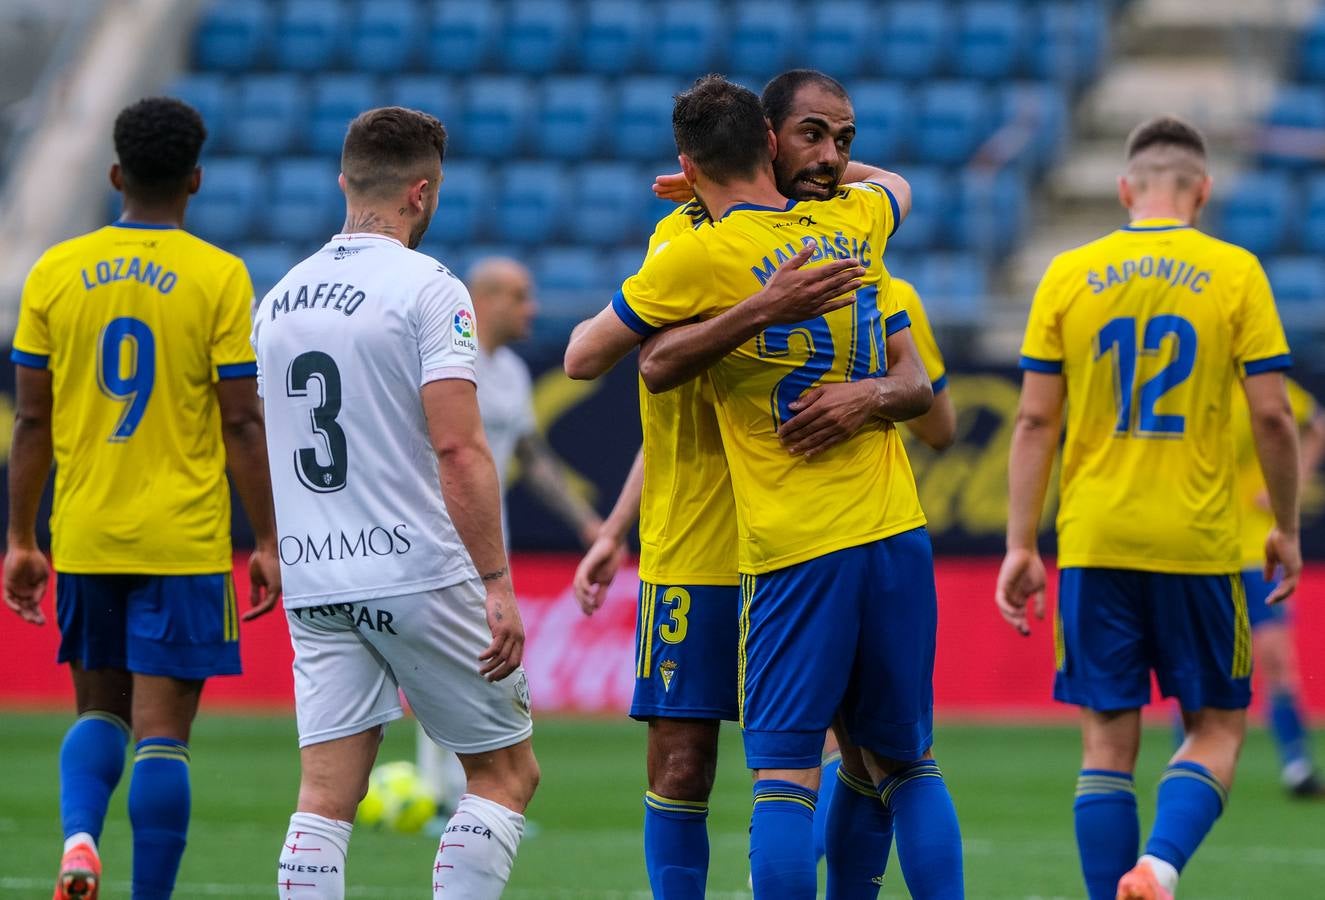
[358,761,436,834]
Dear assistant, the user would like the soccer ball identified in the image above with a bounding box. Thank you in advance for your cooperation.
[357,761,436,834]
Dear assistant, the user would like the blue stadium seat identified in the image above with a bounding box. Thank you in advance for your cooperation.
[384,75,461,124]
[267,159,341,242]
[274,0,347,72]
[231,75,308,155]
[1299,10,1325,82]
[237,243,300,299]
[432,161,490,244]
[577,163,650,246]
[170,75,232,153]
[1031,2,1108,86]
[494,163,568,244]
[349,0,421,73]
[949,170,1027,257]
[309,75,381,157]
[535,247,614,334]
[616,79,683,162]
[501,1,575,76]
[955,2,1027,80]
[1215,172,1295,257]
[193,0,271,72]
[425,2,497,73]
[189,158,265,246]
[880,2,949,80]
[729,3,801,78]
[648,1,723,76]
[535,78,612,162]
[608,246,647,287]
[847,82,913,164]
[1259,87,1325,170]
[460,77,533,159]
[1000,82,1069,172]
[916,82,993,166]
[804,3,874,79]
[1265,256,1325,328]
[1303,174,1325,255]
[885,168,951,252]
[581,1,647,76]
[911,253,989,326]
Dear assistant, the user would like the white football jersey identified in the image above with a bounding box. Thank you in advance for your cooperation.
[474,345,535,493]
[253,233,481,608]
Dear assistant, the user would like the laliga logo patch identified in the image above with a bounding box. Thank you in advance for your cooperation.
[452,308,477,351]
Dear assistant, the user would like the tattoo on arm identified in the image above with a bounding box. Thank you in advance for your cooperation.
[482,567,509,583]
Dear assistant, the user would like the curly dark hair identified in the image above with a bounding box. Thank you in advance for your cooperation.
[341,106,448,199]
[672,75,770,185]
[113,97,206,199]
[761,69,849,132]
[1125,116,1206,160]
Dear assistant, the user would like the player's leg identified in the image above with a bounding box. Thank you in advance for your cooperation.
[824,722,895,900]
[741,556,860,900]
[632,582,738,898]
[279,602,406,900]
[1122,573,1253,899]
[1052,568,1148,900]
[814,731,843,861]
[846,528,961,900]
[416,724,468,818]
[373,583,538,899]
[53,574,134,900]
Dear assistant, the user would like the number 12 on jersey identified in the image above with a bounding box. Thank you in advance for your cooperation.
[1094,314,1197,437]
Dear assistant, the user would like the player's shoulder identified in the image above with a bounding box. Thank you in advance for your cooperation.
[652,201,713,239]
[28,226,116,273]
[889,276,921,305]
[1183,228,1261,270]
[491,345,533,380]
[175,229,248,270]
[395,246,472,297]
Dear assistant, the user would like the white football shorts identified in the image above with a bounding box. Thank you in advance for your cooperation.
[286,579,533,753]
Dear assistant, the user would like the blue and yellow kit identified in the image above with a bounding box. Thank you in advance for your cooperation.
[893,277,948,392]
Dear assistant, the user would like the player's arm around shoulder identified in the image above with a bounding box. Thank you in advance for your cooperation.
[842,162,911,231]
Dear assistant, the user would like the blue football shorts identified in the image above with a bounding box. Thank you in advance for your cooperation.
[1053,567,1251,713]
[56,572,242,680]
[739,527,937,769]
[1241,568,1289,629]
[631,581,740,721]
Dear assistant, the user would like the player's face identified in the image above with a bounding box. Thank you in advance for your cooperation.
[772,85,855,201]
[497,270,537,342]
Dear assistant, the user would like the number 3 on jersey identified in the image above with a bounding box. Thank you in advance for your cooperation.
[287,350,348,492]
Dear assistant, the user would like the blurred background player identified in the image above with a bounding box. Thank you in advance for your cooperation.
[416,254,603,817]
[997,116,1301,900]
[258,107,537,900]
[1231,377,1325,796]
[3,96,281,900]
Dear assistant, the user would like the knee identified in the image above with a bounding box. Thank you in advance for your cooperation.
[651,744,717,801]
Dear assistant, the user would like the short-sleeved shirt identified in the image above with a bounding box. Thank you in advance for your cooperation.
[617,184,925,575]
[252,234,480,608]
[475,345,535,492]
[891,278,947,391]
[1232,378,1316,568]
[11,223,257,574]
[1019,218,1291,573]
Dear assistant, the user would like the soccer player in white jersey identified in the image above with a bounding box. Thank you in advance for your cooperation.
[254,107,539,900]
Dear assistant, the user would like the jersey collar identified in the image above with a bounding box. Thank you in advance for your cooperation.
[721,199,799,219]
[1121,217,1191,232]
[331,232,405,247]
[109,220,178,230]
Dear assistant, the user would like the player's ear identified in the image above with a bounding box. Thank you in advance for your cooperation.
[1194,174,1213,213]
[1117,174,1133,211]
[109,163,123,192]
[187,166,202,196]
[679,154,698,186]
[766,128,777,161]
[337,172,349,196]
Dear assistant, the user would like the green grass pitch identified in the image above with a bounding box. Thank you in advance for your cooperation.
[2,712,1322,898]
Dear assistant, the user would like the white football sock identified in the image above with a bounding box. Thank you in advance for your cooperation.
[277,812,352,900]
[1139,854,1179,893]
[432,793,526,899]
[64,832,96,854]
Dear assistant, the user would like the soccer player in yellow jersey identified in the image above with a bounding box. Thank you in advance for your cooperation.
[567,75,964,899]
[996,117,1302,900]
[1228,379,1325,796]
[3,98,280,900]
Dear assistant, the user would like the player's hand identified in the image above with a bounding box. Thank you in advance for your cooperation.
[652,170,694,203]
[779,381,882,457]
[243,544,283,622]
[479,580,525,682]
[752,245,864,327]
[995,547,1047,636]
[1264,527,1302,605]
[3,546,50,625]
[573,532,628,615]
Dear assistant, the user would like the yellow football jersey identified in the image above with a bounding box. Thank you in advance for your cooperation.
[1021,218,1291,574]
[1232,378,1316,568]
[12,223,257,574]
[635,202,739,586]
[618,183,925,575]
[892,278,947,390]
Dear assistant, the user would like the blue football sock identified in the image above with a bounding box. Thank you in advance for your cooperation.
[1269,690,1311,770]
[1144,761,1226,873]
[643,792,709,899]
[749,779,817,899]
[878,759,964,900]
[128,738,191,900]
[60,711,130,843]
[1073,769,1139,900]
[814,752,843,861]
[826,765,893,900]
